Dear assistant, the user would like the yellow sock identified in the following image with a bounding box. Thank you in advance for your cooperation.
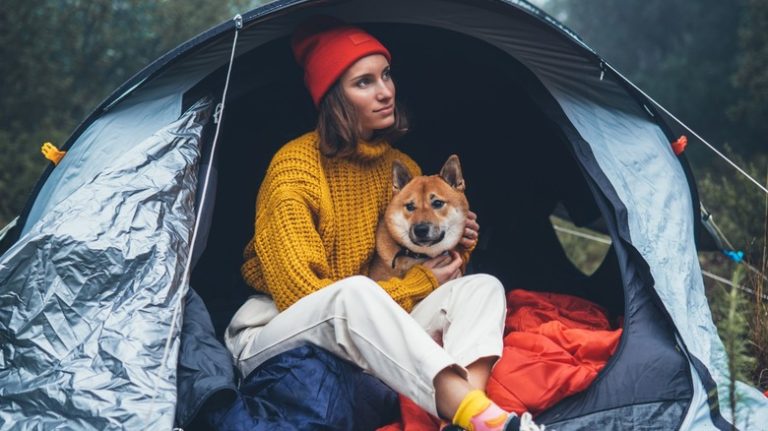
[453,390,492,429]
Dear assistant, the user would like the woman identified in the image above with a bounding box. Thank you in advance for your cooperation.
[225,16,542,431]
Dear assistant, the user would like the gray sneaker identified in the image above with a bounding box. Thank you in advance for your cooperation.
[504,412,545,431]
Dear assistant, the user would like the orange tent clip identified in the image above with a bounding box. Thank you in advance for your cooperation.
[671,135,687,155]
[41,142,66,165]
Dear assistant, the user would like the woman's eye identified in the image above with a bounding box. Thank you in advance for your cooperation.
[405,203,416,212]
[431,200,445,209]
[356,78,370,88]
[383,69,391,80]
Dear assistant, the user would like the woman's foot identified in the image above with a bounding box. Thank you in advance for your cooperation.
[442,411,544,431]
[466,400,507,430]
[451,389,544,431]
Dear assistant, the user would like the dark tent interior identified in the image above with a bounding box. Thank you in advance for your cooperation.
[187,23,624,337]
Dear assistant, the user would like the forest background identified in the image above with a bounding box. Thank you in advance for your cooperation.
[1,0,766,396]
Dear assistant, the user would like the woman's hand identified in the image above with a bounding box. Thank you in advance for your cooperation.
[458,210,479,249]
[422,250,463,285]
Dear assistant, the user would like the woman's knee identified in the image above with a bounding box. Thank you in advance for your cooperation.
[337,275,380,291]
[462,273,505,297]
[447,274,506,314]
[334,275,392,302]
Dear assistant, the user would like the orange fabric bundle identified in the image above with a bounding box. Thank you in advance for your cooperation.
[488,289,622,415]
[378,289,623,431]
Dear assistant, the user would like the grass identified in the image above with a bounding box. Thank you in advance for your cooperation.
[701,171,768,398]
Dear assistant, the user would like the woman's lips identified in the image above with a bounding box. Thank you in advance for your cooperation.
[375,105,394,114]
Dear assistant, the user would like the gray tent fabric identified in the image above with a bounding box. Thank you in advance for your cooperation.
[20,79,184,238]
[0,98,211,429]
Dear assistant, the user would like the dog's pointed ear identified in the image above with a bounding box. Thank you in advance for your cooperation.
[392,160,412,194]
[440,154,465,191]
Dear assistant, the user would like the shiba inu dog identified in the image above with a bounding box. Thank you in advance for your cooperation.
[369,154,469,281]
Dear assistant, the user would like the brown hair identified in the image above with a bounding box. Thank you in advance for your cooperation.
[316,81,409,158]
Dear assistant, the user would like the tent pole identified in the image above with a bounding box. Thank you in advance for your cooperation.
[147,13,244,425]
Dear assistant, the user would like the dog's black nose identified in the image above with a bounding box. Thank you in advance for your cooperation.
[412,223,430,239]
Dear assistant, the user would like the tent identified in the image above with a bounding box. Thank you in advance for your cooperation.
[1,0,766,429]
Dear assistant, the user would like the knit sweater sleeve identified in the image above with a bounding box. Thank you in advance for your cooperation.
[239,136,340,312]
[251,182,438,312]
[262,191,334,310]
[249,180,335,311]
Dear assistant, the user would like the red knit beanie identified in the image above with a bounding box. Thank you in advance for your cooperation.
[291,16,391,107]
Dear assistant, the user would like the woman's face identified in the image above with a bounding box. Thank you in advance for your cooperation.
[340,54,396,140]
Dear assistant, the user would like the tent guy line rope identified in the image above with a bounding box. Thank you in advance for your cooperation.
[701,270,768,301]
[603,62,768,197]
[553,224,612,245]
[147,14,244,424]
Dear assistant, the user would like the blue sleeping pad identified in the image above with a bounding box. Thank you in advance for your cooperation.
[205,345,400,430]
[175,289,399,430]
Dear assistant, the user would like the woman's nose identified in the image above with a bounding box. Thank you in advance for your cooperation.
[377,81,393,100]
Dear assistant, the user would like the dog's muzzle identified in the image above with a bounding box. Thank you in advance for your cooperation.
[409,223,445,246]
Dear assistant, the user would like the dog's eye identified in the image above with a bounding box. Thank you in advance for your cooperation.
[431,200,445,209]
[405,203,416,212]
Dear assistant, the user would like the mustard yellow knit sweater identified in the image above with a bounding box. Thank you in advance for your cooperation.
[241,131,440,312]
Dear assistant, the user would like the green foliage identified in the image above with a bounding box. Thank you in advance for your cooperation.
[708,265,759,421]
[747,189,768,391]
[542,0,768,162]
[0,129,65,228]
[696,151,767,256]
[699,153,767,392]
[750,269,768,393]
[1,0,256,130]
[544,0,748,160]
[0,0,260,226]
[730,0,768,149]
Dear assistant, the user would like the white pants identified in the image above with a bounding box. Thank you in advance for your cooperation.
[225,273,506,417]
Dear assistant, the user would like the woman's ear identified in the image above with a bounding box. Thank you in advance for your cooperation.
[439,154,465,191]
[392,160,412,194]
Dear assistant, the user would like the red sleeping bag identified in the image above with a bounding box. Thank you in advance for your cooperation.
[379,289,623,431]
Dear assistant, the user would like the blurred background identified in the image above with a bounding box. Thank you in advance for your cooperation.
[1,0,765,390]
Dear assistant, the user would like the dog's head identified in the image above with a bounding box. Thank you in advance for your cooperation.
[385,155,469,257]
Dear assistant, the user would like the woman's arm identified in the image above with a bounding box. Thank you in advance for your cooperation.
[249,187,442,312]
[249,188,335,311]
[246,159,443,314]
[456,210,479,271]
